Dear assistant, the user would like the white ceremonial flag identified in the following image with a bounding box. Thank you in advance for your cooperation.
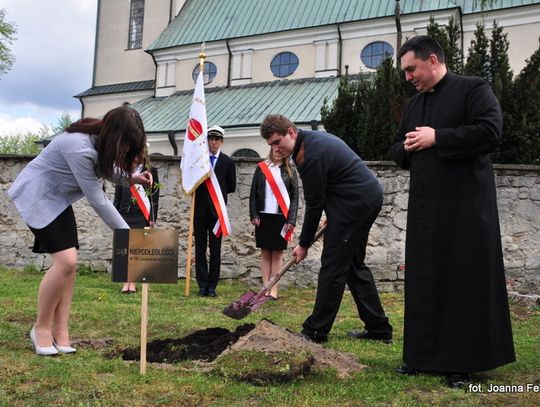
[181,72,210,195]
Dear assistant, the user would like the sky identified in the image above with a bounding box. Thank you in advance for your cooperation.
[0,0,97,136]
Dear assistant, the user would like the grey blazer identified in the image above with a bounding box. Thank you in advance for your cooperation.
[8,132,129,230]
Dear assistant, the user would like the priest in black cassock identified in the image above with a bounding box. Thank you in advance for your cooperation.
[389,36,515,388]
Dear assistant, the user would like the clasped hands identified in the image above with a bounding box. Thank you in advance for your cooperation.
[403,126,436,152]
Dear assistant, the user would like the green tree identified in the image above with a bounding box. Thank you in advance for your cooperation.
[0,132,40,155]
[363,57,403,160]
[0,113,75,155]
[494,39,540,164]
[488,21,515,164]
[0,8,17,77]
[321,61,411,160]
[464,23,490,81]
[38,112,75,138]
[489,21,513,100]
[54,112,73,134]
[427,15,463,73]
[352,74,375,157]
[320,75,360,153]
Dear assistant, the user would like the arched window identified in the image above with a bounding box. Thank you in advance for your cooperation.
[192,62,217,84]
[127,0,145,49]
[232,149,260,158]
[270,52,299,78]
[361,41,394,69]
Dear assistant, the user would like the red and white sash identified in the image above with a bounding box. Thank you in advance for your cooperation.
[129,184,151,223]
[205,167,232,238]
[258,161,294,241]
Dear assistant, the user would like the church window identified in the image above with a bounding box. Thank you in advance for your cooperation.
[270,52,299,78]
[361,41,393,69]
[192,62,218,84]
[127,0,145,49]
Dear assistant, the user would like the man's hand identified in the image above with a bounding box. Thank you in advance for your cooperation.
[251,218,260,227]
[292,245,308,263]
[130,170,153,187]
[404,126,436,152]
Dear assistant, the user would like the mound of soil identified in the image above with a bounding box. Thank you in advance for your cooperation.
[214,350,315,385]
[219,319,366,378]
[114,320,366,380]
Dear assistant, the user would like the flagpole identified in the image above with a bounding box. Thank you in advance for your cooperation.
[184,43,206,297]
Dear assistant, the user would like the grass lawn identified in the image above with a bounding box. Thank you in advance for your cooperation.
[0,266,538,406]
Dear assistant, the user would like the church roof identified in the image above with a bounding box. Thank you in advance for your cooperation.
[148,0,460,51]
[148,0,540,51]
[75,80,155,98]
[130,76,342,133]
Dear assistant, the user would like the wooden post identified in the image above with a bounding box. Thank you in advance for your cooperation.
[184,193,196,296]
[140,282,149,374]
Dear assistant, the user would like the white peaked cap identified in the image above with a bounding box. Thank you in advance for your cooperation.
[207,125,225,137]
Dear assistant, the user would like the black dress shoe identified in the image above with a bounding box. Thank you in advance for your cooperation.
[347,330,393,344]
[445,373,471,388]
[395,365,420,375]
[198,288,208,297]
[207,288,217,297]
[300,330,328,344]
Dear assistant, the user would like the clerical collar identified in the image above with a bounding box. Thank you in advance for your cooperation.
[431,71,451,93]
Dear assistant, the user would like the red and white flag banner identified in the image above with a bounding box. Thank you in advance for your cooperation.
[129,185,151,222]
[258,161,294,241]
[205,170,232,237]
[181,72,210,195]
[180,71,231,237]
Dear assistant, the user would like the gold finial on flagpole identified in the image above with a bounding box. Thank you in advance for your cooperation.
[199,42,206,73]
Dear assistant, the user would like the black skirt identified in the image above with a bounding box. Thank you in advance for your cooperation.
[29,206,79,253]
[255,213,288,251]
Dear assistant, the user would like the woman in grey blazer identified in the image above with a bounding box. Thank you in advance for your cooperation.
[8,106,152,356]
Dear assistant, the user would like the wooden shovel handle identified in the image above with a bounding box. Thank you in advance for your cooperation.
[258,222,327,296]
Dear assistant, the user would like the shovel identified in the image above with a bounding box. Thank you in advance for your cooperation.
[223,223,327,319]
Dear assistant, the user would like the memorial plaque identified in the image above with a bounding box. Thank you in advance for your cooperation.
[112,229,179,284]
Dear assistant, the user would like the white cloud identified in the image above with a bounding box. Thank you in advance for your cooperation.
[0,0,96,134]
[0,103,80,137]
[0,113,43,136]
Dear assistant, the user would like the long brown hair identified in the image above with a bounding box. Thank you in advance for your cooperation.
[66,106,147,179]
[267,148,294,177]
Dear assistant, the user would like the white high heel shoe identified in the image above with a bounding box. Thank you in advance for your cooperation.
[29,327,58,356]
[53,339,76,354]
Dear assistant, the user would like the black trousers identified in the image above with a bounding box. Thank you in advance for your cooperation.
[302,206,392,337]
[194,212,222,290]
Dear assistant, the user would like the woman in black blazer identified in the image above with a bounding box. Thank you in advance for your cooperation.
[249,150,298,299]
[113,159,159,293]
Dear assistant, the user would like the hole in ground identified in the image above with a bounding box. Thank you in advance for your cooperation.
[115,323,255,363]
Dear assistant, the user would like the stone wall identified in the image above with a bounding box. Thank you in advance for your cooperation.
[1,155,539,295]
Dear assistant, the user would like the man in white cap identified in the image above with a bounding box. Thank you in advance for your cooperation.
[194,125,236,297]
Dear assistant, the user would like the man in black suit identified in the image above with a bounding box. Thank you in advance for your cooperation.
[194,125,236,297]
[260,114,392,344]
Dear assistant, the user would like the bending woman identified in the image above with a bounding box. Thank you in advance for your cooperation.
[249,150,298,299]
[8,106,152,356]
